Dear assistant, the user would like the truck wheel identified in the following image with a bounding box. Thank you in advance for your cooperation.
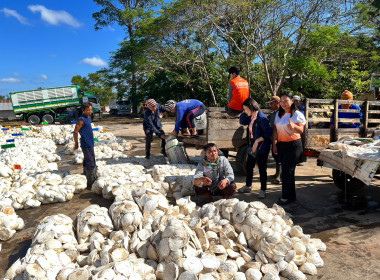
[236,145,248,175]
[28,115,40,125]
[42,114,54,124]
[332,169,364,192]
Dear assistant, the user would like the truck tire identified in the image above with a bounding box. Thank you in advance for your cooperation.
[332,169,364,193]
[42,114,54,124]
[236,145,248,175]
[28,115,40,125]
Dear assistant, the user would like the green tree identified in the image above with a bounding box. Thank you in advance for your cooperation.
[92,0,162,111]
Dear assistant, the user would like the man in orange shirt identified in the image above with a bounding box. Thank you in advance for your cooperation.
[226,66,250,116]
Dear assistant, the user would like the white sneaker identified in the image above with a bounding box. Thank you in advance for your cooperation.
[258,190,266,199]
[238,186,252,193]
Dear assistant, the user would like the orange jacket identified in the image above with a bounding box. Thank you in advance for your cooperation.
[228,76,249,110]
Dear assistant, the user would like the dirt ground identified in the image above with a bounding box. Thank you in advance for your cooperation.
[1,115,380,279]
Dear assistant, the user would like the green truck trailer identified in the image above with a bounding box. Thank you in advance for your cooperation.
[10,85,102,125]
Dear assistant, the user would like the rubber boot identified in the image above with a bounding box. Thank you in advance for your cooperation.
[272,164,282,184]
[145,150,150,159]
[85,168,97,190]
[270,164,281,179]
[161,139,167,157]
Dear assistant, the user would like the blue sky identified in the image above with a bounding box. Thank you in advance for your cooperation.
[0,0,126,97]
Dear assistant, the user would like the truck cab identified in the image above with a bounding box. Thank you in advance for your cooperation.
[109,99,131,115]
[82,93,102,119]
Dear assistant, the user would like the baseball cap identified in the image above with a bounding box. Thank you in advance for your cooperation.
[293,95,301,101]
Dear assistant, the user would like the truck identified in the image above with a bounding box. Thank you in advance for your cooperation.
[109,99,131,115]
[303,98,380,192]
[9,85,102,125]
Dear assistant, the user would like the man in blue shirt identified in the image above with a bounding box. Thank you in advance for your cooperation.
[165,99,206,137]
[143,99,167,159]
[74,102,97,189]
[331,90,362,128]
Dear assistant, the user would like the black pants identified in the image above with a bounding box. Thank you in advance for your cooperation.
[180,105,206,129]
[246,149,270,190]
[82,146,96,171]
[277,139,303,201]
[144,129,165,156]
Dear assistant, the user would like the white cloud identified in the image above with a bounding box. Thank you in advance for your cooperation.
[39,74,48,80]
[13,73,23,77]
[0,8,30,25]
[28,5,81,28]
[79,56,108,67]
[0,78,22,83]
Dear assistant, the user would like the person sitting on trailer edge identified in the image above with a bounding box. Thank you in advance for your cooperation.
[165,99,206,137]
[143,99,168,159]
[330,90,362,128]
[193,143,237,204]
[225,66,250,116]
[73,102,97,190]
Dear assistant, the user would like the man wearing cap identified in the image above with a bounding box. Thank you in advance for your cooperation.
[226,66,250,116]
[331,90,362,128]
[267,96,282,183]
[143,99,168,159]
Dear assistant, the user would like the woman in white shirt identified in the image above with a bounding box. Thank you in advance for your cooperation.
[273,92,306,205]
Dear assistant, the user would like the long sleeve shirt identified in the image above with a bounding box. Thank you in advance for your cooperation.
[193,156,234,186]
[240,111,273,153]
[174,99,204,132]
[143,103,166,137]
[330,104,362,128]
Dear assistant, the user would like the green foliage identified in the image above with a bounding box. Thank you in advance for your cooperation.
[71,73,114,105]
[79,0,380,108]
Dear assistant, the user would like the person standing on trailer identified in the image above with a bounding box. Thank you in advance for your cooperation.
[143,99,168,159]
[73,102,97,190]
[165,99,206,137]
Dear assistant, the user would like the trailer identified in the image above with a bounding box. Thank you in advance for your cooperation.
[177,107,272,175]
[10,85,102,125]
[303,98,380,191]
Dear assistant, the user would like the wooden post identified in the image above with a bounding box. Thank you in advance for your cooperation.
[332,99,339,142]
[303,98,309,148]
[361,101,369,138]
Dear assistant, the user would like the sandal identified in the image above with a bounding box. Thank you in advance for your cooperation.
[238,186,252,193]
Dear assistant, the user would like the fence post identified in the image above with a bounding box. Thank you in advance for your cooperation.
[332,99,339,142]
[360,100,369,138]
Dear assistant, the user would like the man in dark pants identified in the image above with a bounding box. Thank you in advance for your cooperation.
[73,102,97,189]
[143,99,167,159]
[267,96,282,183]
